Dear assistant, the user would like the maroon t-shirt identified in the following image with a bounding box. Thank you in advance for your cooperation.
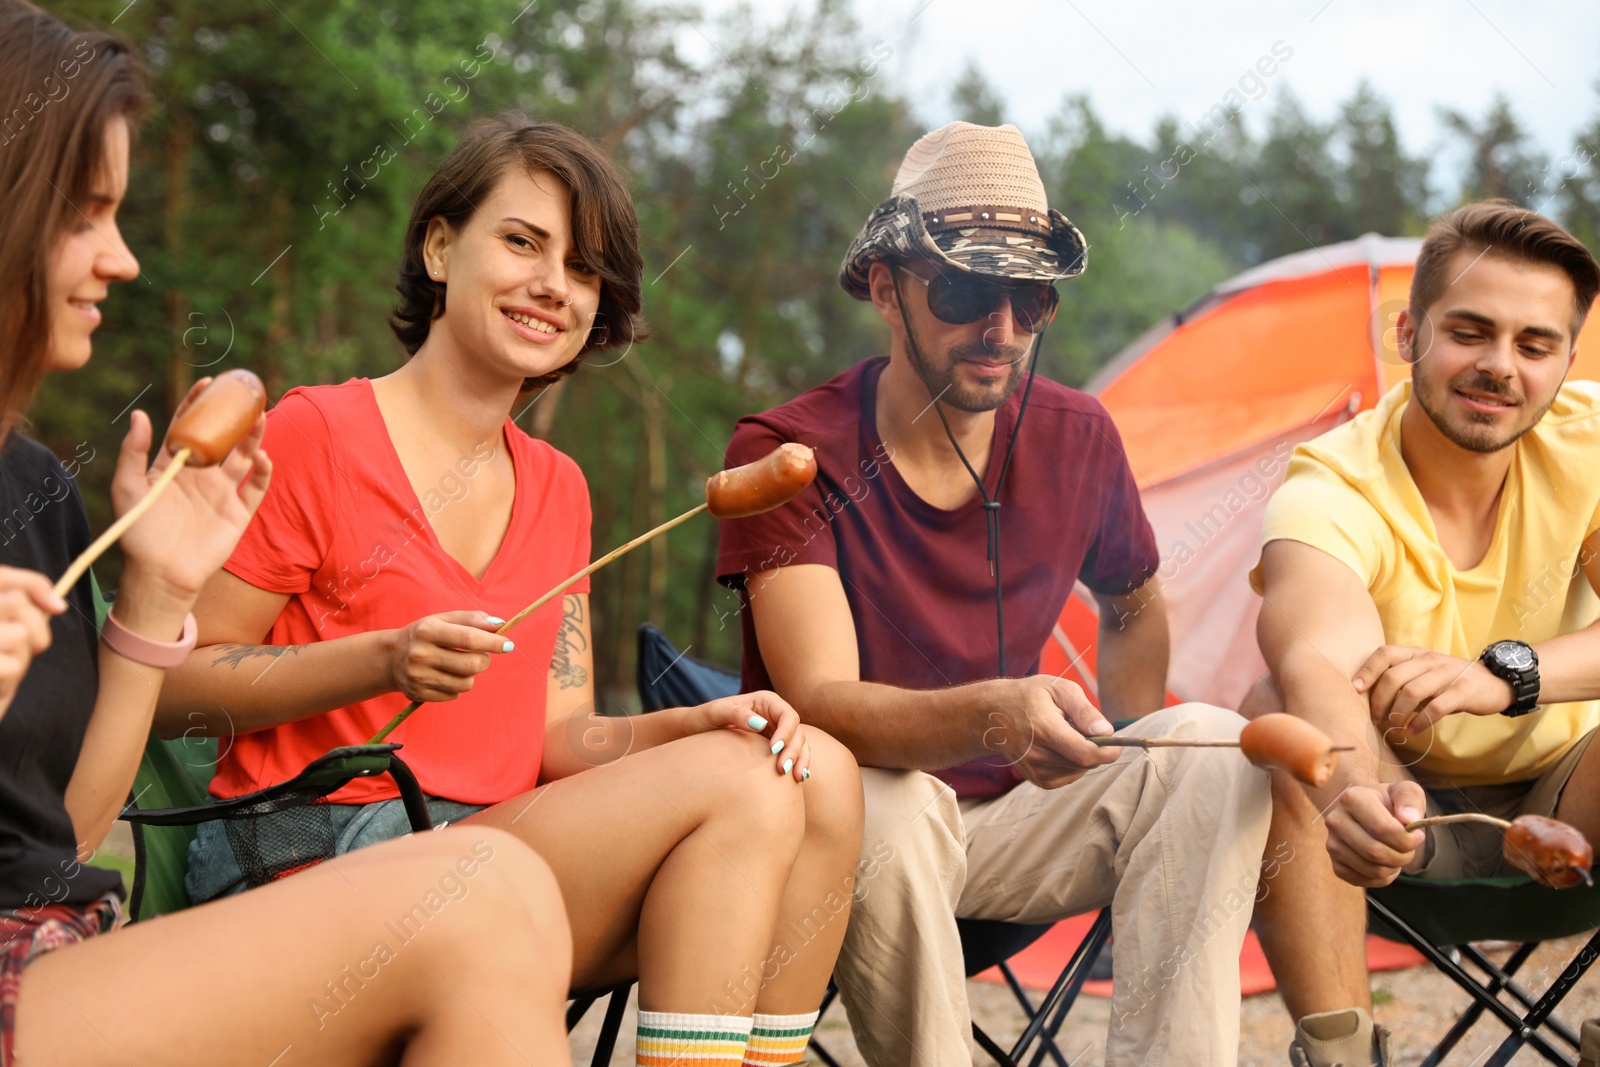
[716,357,1159,800]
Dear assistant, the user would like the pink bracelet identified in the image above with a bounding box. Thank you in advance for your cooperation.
[101,608,198,668]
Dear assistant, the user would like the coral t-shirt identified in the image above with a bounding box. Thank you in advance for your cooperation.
[716,357,1159,801]
[210,378,591,805]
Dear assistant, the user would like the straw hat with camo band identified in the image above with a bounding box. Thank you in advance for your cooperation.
[841,121,1089,680]
[839,120,1087,298]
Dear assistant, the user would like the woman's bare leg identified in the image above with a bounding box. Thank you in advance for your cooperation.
[467,728,808,1013]
[15,827,571,1067]
[745,729,863,1014]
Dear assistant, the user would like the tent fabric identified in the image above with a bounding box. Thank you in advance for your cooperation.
[1094,272,1375,488]
[1213,234,1421,295]
[1063,233,1600,708]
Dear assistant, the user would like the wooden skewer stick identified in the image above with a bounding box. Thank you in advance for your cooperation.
[1092,715,1355,787]
[1089,736,1356,752]
[1405,813,1595,888]
[1403,813,1509,832]
[368,502,709,744]
[368,443,820,745]
[1089,736,1241,749]
[54,448,192,597]
[497,504,706,637]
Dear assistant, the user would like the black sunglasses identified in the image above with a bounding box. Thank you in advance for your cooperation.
[897,265,1059,333]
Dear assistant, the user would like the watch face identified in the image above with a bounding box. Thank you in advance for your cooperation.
[1492,642,1535,670]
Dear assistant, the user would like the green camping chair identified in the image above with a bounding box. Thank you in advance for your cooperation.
[91,576,435,919]
[1368,874,1600,1065]
[122,738,434,916]
[99,579,631,1063]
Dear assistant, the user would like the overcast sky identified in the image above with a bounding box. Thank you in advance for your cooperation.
[698,0,1599,197]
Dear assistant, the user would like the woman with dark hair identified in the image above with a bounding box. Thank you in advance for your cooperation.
[159,113,864,1065]
[0,4,574,1064]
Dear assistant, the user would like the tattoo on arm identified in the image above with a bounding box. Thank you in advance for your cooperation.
[550,594,589,689]
[210,643,306,669]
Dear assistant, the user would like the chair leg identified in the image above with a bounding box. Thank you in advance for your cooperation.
[1419,942,1538,1067]
[1009,908,1112,1067]
[973,1021,1019,1067]
[1481,926,1600,1067]
[567,994,598,1032]
[808,1039,846,1067]
[590,984,632,1067]
[995,963,1068,1067]
[1025,921,1110,1067]
[1367,897,1571,1064]
[1457,942,1582,1053]
[810,912,1109,1067]
[807,981,845,1067]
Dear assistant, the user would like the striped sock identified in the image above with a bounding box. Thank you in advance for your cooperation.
[636,1011,752,1066]
[742,1011,819,1066]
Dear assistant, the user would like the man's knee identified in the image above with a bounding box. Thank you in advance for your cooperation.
[860,767,960,835]
[855,768,964,905]
[1143,701,1249,742]
[1135,703,1273,815]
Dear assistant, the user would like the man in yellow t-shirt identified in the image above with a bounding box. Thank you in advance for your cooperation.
[1247,200,1600,1067]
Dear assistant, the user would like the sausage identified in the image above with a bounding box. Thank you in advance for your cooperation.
[1237,713,1341,787]
[166,370,267,466]
[1502,814,1594,889]
[705,443,818,519]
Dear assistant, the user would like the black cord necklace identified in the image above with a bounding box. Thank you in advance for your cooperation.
[891,273,1048,679]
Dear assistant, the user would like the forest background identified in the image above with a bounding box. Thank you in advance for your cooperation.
[36,0,1600,708]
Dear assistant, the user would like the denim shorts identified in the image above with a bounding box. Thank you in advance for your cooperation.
[185,794,488,904]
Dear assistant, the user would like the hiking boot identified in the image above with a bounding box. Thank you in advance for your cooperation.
[1288,1008,1391,1066]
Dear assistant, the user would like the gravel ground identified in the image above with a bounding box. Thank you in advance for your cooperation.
[569,937,1600,1065]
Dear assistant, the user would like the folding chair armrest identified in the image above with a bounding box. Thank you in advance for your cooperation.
[122,744,433,833]
[385,753,431,834]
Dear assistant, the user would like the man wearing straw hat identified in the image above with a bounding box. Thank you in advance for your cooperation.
[717,122,1274,1065]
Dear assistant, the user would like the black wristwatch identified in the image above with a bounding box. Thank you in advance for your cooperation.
[1480,640,1540,717]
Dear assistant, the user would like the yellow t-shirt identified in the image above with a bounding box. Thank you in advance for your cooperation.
[1249,380,1600,786]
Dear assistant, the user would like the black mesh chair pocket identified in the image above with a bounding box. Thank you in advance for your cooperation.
[220,795,338,887]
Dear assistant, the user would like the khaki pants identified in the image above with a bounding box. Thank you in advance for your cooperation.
[835,704,1273,1067]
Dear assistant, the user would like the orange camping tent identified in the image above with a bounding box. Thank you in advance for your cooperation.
[1043,234,1600,709]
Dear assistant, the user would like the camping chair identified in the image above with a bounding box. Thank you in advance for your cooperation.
[94,579,629,1065]
[89,576,436,919]
[1367,874,1600,1065]
[122,739,433,915]
[636,623,1114,1067]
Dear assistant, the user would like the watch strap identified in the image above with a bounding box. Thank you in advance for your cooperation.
[1481,642,1540,717]
[1502,676,1541,716]
[101,609,198,669]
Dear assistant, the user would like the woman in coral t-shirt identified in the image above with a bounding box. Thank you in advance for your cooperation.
[159,115,862,1062]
